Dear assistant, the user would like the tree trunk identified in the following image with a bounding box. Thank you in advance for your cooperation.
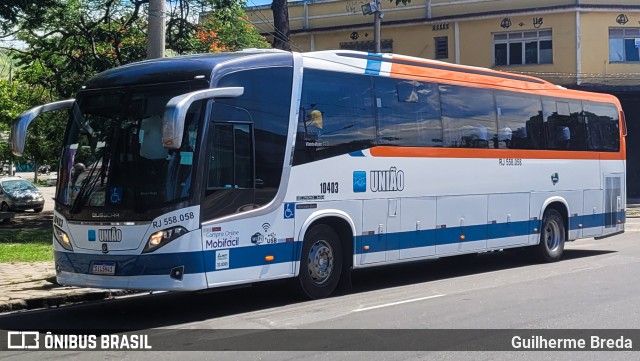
[271,0,291,51]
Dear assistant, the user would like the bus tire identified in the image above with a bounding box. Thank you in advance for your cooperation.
[297,224,343,299]
[536,208,566,262]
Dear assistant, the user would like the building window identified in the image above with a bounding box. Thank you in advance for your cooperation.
[435,37,448,59]
[493,29,552,66]
[609,28,640,62]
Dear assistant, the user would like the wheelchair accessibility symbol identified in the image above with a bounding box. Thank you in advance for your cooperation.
[110,186,123,205]
[284,203,295,219]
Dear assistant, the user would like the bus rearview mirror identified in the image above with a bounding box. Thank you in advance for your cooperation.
[162,87,244,149]
[11,99,75,157]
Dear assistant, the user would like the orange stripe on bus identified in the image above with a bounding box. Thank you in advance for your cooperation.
[368,147,625,161]
[387,55,622,105]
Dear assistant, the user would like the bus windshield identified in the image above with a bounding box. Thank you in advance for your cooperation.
[57,83,205,213]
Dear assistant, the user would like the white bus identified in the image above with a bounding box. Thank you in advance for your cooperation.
[12,50,626,298]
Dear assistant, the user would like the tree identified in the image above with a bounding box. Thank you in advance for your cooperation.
[0,79,62,180]
[0,1,60,33]
[196,0,270,52]
[0,0,270,175]
[270,0,290,51]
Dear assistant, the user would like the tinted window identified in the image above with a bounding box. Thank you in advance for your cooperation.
[294,70,375,165]
[542,98,586,150]
[203,67,292,219]
[374,78,442,147]
[583,101,620,151]
[215,67,292,205]
[207,123,253,189]
[495,92,544,149]
[440,85,497,148]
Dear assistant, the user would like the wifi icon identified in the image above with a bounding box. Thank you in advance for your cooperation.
[262,223,270,232]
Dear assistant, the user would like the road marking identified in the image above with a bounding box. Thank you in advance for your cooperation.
[352,294,445,313]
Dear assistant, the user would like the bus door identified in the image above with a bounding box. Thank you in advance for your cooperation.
[360,199,400,264]
[603,174,624,235]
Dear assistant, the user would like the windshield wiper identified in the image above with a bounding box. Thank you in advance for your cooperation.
[70,146,109,213]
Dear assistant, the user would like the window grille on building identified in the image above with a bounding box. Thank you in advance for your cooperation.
[435,36,449,59]
[493,29,552,66]
[609,28,640,62]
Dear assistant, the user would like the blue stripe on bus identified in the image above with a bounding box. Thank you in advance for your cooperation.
[349,150,366,157]
[358,220,536,254]
[54,250,206,276]
[54,211,625,277]
[364,53,382,75]
[209,242,295,272]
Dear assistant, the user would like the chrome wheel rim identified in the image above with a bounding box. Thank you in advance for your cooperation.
[307,240,334,285]
[544,219,561,251]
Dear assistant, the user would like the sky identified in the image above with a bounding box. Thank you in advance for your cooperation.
[245,0,273,6]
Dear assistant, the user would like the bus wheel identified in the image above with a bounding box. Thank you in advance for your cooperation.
[536,209,566,262]
[298,224,343,299]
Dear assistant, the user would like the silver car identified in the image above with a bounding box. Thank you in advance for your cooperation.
[0,177,45,212]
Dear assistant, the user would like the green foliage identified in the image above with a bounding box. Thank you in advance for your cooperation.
[0,0,270,171]
[196,1,270,52]
[12,0,149,97]
[389,0,412,5]
[0,79,53,163]
[0,0,60,32]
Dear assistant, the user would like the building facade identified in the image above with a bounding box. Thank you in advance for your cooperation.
[247,0,640,195]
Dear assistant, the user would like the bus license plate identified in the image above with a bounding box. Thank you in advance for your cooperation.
[92,262,116,275]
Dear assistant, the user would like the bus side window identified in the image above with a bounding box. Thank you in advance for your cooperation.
[543,98,586,150]
[294,69,375,164]
[495,92,543,149]
[374,78,442,147]
[583,101,620,152]
[440,85,497,148]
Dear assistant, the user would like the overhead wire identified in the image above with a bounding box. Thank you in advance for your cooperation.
[246,0,304,51]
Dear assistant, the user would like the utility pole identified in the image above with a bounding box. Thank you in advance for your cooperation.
[374,0,381,53]
[147,0,165,59]
[362,1,383,53]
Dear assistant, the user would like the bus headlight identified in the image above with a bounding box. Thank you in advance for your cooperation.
[143,226,187,253]
[53,227,73,251]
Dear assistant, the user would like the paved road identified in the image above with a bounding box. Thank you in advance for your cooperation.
[0,231,638,359]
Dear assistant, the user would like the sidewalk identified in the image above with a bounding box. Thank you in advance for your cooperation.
[1,207,639,314]
[0,262,134,313]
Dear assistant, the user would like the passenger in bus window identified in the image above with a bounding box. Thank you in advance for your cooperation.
[556,126,571,148]
[497,127,512,148]
[470,125,489,148]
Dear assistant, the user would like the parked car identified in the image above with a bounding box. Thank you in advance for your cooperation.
[0,177,45,212]
[46,172,58,186]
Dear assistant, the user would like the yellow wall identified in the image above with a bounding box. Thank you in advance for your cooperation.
[430,0,574,18]
[245,1,640,86]
[458,12,577,85]
[580,11,640,86]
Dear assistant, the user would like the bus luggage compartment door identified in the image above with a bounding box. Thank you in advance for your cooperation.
[360,199,395,265]
[435,195,488,255]
[399,197,436,260]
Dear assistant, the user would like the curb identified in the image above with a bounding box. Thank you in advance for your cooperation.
[0,289,139,313]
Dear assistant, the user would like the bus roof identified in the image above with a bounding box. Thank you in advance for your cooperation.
[82,49,290,90]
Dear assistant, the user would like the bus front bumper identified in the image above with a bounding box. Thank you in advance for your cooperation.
[54,250,208,291]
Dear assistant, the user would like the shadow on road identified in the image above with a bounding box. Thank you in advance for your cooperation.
[0,211,53,230]
[0,247,615,331]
